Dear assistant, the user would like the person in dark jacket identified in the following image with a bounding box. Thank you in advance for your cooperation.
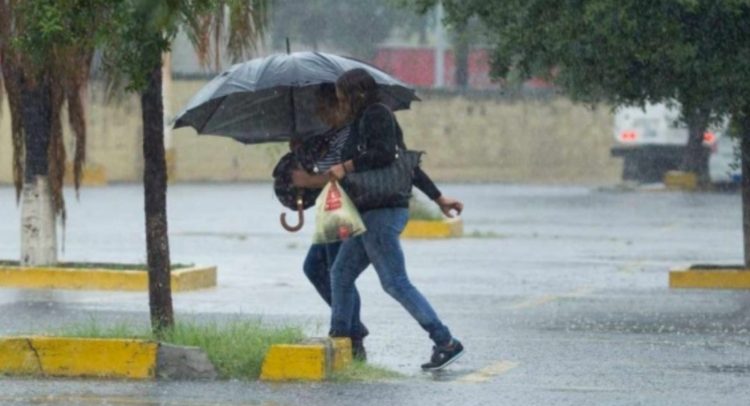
[326,68,465,371]
[292,83,463,364]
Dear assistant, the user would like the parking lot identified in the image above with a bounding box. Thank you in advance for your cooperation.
[0,183,748,405]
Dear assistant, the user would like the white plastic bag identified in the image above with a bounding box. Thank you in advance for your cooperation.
[312,180,366,244]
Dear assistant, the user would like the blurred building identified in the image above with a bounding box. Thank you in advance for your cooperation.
[373,46,498,89]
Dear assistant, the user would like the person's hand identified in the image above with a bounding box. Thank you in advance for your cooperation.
[291,169,310,187]
[435,196,464,218]
[327,164,347,181]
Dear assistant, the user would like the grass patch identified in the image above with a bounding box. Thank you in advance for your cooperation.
[162,320,304,380]
[408,198,443,221]
[55,319,305,380]
[330,360,404,382]
[0,260,194,270]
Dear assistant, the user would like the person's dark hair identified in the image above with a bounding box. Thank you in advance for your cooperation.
[315,82,338,111]
[336,68,380,119]
[315,82,341,127]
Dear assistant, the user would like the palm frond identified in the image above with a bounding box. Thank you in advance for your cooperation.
[212,4,224,71]
[224,0,267,63]
[0,0,25,201]
[181,0,268,70]
[2,0,102,215]
[47,78,66,224]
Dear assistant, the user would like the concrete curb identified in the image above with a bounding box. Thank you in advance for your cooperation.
[401,218,463,239]
[0,337,217,380]
[0,337,158,379]
[663,171,697,191]
[260,337,352,381]
[0,264,216,292]
[670,267,750,289]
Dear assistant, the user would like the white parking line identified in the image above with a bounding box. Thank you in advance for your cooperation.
[506,287,593,310]
[458,360,520,383]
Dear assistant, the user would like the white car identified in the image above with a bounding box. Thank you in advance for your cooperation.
[709,130,741,185]
[611,103,739,184]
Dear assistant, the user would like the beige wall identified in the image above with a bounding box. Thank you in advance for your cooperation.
[0,81,621,185]
[0,99,11,184]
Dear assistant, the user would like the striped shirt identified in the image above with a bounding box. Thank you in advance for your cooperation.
[313,126,350,173]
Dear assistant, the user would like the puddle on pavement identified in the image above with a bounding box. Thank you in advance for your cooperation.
[705,364,750,375]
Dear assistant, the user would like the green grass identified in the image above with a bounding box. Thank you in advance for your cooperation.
[0,261,195,270]
[330,360,404,382]
[408,198,444,221]
[56,319,305,380]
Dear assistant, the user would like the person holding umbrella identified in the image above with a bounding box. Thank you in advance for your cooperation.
[325,68,464,371]
[172,53,461,367]
[291,82,463,363]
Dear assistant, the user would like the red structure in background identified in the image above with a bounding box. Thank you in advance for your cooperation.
[372,46,553,90]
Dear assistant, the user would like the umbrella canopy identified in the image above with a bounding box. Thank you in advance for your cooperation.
[173,52,419,144]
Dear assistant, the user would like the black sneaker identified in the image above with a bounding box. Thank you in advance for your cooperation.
[352,339,367,361]
[421,339,464,371]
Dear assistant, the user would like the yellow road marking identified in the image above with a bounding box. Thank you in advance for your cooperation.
[507,287,593,310]
[459,360,519,383]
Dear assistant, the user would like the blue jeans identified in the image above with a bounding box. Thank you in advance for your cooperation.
[303,242,368,340]
[329,207,452,346]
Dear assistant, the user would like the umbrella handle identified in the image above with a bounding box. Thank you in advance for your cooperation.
[280,197,304,232]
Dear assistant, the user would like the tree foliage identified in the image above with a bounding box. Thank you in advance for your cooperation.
[101,0,267,92]
[431,0,750,261]
[0,0,108,217]
[430,0,749,114]
[96,0,267,333]
[421,0,750,179]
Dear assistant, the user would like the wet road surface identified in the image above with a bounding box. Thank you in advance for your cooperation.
[0,183,748,405]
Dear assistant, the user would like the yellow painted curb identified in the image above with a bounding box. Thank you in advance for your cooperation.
[172,267,218,292]
[664,171,697,191]
[0,337,157,379]
[329,337,352,372]
[0,265,216,292]
[670,267,750,289]
[64,162,108,187]
[260,337,352,382]
[401,218,463,239]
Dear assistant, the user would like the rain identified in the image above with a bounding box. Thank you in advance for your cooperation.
[0,1,749,405]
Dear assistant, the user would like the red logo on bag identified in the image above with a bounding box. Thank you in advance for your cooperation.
[338,225,351,239]
[325,182,342,211]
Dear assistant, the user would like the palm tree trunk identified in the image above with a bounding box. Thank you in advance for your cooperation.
[141,61,174,333]
[680,107,710,186]
[19,77,56,266]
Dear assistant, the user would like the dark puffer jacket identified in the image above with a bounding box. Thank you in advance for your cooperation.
[340,103,441,211]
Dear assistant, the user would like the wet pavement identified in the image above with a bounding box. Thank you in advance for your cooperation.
[0,183,748,405]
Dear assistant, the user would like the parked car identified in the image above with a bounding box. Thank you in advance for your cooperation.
[611,103,739,184]
[709,129,741,185]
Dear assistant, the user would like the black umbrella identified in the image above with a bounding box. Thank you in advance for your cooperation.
[172,51,419,144]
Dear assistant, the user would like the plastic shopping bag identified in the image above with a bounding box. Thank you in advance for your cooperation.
[312,180,366,244]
